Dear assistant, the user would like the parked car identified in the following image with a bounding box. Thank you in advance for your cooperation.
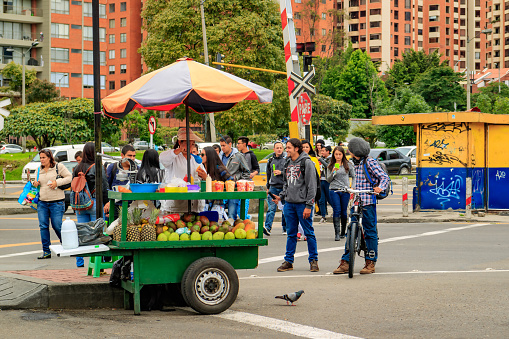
[369,149,411,175]
[261,141,282,150]
[101,142,118,153]
[395,146,417,171]
[248,141,260,150]
[252,159,268,187]
[196,142,217,152]
[0,144,22,154]
[133,141,149,150]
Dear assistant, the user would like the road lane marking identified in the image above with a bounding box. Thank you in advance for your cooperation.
[0,250,41,259]
[258,223,490,265]
[214,310,361,339]
[240,269,509,280]
[0,229,39,231]
[0,240,60,249]
[0,217,77,221]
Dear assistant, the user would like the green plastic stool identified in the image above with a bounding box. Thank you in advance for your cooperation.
[87,255,122,278]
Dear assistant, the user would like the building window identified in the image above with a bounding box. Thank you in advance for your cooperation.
[51,0,69,14]
[370,21,381,28]
[360,23,366,29]
[121,64,127,74]
[429,5,439,11]
[404,0,411,9]
[120,18,127,27]
[350,24,358,31]
[404,36,411,45]
[429,37,439,43]
[294,12,301,20]
[429,26,439,33]
[370,33,381,40]
[394,47,399,57]
[475,52,480,59]
[51,48,69,63]
[120,49,127,58]
[295,28,301,36]
[51,23,69,39]
[322,29,326,36]
[322,13,326,19]
[109,19,115,29]
[321,45,326,52]
[405,12,411,21]
[295,0,301,3]
[370,46,380,53]
[83,2,106,18]
[120,80,127,88]
[83,50,106,65]
[83,26,106,42]
[394,10,399,19]
[394,35,399,44]
[120,33,127,42]
[394,23,399,32]
[120,2,127,11]
[109,65,115,74]
[51,72,69,87]
[109,34,115,44]
[109,81,115,90]
[310,29,315,36]
[429,16,439,22]
[71,49,81,53]
[71,73,81,78]
[83,74,106,89]
[370,9,381,15]
[71,24,81,29]
[109,3,115,13]
[405,24,411,33]
[109,50,115,59]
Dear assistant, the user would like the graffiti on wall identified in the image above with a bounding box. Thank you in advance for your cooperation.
[421,122,468,168]
[420,168,466,210]
[429,175,464,204]
[421,122,470,134]
[421,151,467,167]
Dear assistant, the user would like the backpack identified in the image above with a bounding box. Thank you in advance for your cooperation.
[362,157,392,200]
[70,164,95,211]
[284,157,321,202]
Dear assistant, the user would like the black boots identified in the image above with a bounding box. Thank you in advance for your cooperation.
[340,217,347,239]
[333,217,341,241]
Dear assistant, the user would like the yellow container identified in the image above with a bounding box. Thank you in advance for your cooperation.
[165,187,188,193]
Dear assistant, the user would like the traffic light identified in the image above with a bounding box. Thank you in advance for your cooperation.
[215,52,224,70]
[303,55,314,73]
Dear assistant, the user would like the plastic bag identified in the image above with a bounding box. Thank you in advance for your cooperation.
[109,257,123,288]
[76,218,111,246]
[18,181,39,210]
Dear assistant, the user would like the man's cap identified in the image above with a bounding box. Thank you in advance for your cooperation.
[177,128,204,143]
[347,137,370,157]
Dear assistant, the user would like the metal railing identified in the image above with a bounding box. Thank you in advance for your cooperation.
[1,6,44,17]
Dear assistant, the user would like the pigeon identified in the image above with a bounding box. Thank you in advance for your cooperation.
[275,290,304,306]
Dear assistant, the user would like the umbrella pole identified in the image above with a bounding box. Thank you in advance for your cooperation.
[186,103,191,212]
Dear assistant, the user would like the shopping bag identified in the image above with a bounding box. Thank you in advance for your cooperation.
[18,169,40,210]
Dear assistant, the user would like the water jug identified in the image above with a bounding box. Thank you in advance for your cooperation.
[61,217,79,249]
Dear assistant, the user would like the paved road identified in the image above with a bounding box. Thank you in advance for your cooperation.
[0,213,508,338]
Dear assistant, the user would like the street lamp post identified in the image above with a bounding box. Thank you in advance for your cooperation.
[466,29,492,110]
[58,73,68,98]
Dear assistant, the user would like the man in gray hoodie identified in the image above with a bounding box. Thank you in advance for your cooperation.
[272,138,319,272]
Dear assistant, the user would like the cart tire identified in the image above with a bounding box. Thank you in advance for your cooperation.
[181,257,239,315]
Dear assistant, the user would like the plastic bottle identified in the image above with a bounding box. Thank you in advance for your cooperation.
[61,217,79,249]
[206,175,212,192]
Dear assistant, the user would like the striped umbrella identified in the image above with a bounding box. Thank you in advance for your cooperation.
[102,57,273,118]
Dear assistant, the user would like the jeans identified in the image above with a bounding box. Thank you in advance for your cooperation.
[37,200,64,254]
[329,190,350,219]
[235,199,250,220]
[75,199,99,267]
[342,204,378,262]
[265,187,285,232]
[318,180,331,217]
[283,202,318,263]
[226,199,238,220]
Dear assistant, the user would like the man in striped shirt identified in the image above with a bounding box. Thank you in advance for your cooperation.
[334,137,389,275]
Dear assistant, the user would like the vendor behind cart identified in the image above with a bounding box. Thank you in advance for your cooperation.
[160,128,207,213]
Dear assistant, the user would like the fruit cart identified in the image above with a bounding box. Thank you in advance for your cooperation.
[99,189,267,315]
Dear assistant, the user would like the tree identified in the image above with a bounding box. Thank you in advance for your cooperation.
[376,88,431,147]
[311,94,351,142]
[472,82,509,111]
[385,49,447,93]
[26,79,60,103]
[493,97,509,114]
[322,50,387,118]
[475,93,493,113]
[412,66,466,111]
[1,62,37,92]
[351,123,378,148]
[122,111,146,144]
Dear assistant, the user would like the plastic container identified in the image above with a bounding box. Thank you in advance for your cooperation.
[165,186,188,193]
[129,183,160,193]
[187,184,200,192]
[61,217,79,249]
[206,175,212,192]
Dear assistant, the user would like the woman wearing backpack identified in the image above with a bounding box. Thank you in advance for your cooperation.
[72,142,109,267]
[32,149,72,259]
[327,146,355,241]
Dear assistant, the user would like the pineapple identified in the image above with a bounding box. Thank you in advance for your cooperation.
[112,211,122,242]
[140,209,158,241]
[126,209,141,242]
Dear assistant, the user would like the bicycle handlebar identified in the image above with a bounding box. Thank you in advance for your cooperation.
[332,188,377,195]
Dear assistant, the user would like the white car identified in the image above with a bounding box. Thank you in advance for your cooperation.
[101,142,118,153]
[22,145,85,182]
[395,146,417,171]
[0,144,22,154]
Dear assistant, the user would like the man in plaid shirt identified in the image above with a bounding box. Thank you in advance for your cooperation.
[334,137,389,275]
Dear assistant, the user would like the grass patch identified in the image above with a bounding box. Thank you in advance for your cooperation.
[252,149,273,161]
[0,153,36,181]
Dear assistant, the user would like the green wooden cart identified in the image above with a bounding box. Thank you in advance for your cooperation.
[99,190,267,315]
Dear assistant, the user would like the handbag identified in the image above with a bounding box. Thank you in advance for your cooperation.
[55,163,71,190]
[18,168,40,210]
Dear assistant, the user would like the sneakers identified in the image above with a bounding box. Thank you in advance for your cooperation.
[333,260,349,274]
[282,231,287,235]
[263,226,271,236]
[320,217,327,224]
[277,261,293,272]
[37,252,51,259]
[310,260,319,272]
[360,260,376,274]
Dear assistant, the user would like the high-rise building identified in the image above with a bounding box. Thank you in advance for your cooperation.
[0,0,142,100]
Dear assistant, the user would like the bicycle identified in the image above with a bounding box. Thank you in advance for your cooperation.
[334,188,376,278]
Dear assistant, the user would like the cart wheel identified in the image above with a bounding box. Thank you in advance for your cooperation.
[181,257,239,315]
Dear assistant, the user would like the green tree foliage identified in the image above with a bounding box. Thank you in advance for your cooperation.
[376,88,431,147]
[475,93,493,113]
[472,82,509,112]
[322,50,387,119]
[311,94,351,142]
[122,111,146,144]
[351,123,378,148]
[0,99,121,149]
[1,62,37,92]
[493,97,509,114]
[26,79,60,103]
[412,66,466,111]
[385,49,447,93]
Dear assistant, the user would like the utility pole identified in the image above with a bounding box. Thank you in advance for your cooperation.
[200,0,216,142]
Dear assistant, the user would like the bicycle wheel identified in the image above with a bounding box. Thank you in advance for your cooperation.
[348,222,357,278]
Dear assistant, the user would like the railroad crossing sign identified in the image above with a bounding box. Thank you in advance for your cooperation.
[0,98,11,132]
[148,116,156,135]
[297,92,312,125]
[290,67,316,99]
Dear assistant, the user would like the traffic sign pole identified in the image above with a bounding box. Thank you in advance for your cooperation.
[148,116,157,149]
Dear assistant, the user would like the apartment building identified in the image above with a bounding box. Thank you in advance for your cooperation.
[0,0,142,100]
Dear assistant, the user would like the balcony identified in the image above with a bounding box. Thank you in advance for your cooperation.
[0,7,44,24]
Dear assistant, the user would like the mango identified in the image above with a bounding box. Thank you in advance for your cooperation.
[190,232,201,241]
[200,226,210,234]
[234,229,247,239]
[212,231,224,240]
[199,216,210,226]
[201,231,213,240]
[180,233,190,241]
[224,232,235,240]
[246,229,256,239]
[168,233,180,241]
[157,233,168,241]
